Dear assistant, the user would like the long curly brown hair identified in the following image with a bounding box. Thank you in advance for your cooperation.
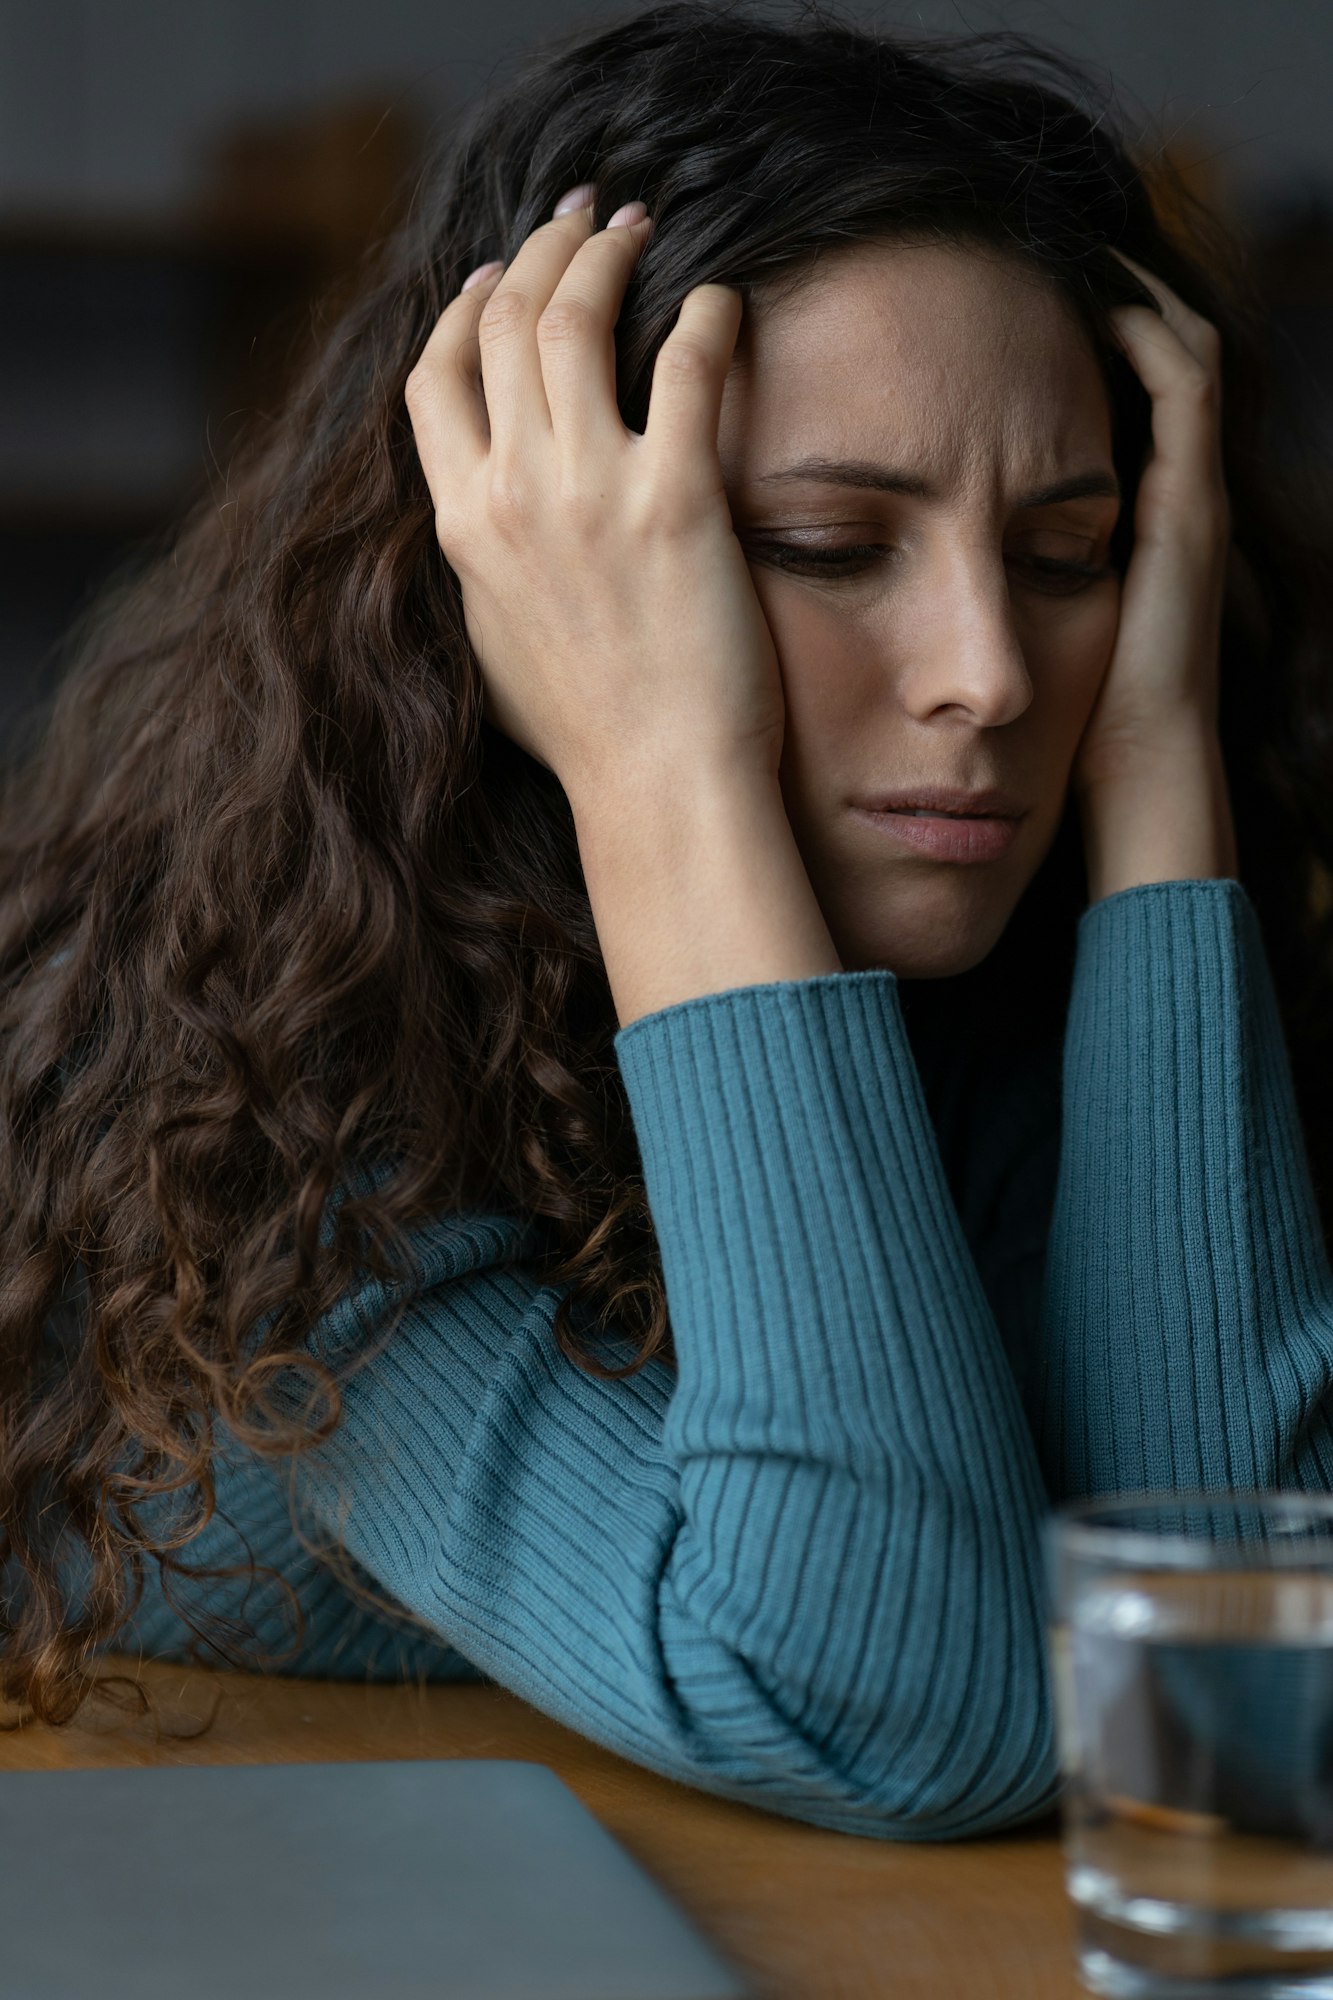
[4,0,1332,1731]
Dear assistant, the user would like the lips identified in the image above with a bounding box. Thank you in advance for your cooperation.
[852,805,1023,863]
[855,785,1025,819]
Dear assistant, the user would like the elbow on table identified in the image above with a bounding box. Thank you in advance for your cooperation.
[669,1653,1063,1844]
[863,1760,1064,1843]
[774,1731,1062,1844]
[767,1610,1063,1841]
[647,1532,1064,1840]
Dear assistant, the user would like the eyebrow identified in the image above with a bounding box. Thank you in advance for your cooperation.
[747,456,1122,509]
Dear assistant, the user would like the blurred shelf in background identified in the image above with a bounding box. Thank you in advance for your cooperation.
[0,93,426,733]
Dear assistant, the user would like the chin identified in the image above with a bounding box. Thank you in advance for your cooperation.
[881,936,1004,981]
[839,876,1022,981]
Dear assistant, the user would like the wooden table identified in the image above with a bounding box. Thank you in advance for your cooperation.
[0,1655,1084,1998]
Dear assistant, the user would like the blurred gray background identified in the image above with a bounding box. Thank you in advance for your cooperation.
[4,0,1331,736]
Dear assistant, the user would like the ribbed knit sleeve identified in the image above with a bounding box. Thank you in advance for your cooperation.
[1031,875,1333,1499]
[105,875,1333,1844]
[605,973,1058,1835]
[217,971,1060,1844]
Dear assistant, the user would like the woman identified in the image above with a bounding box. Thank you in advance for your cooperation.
[2,0,1331,1841]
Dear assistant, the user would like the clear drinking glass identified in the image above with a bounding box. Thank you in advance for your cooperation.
[1043,1491,1333,2000]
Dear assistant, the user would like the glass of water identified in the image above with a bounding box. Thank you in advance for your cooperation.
[1044,1491,1333,2000]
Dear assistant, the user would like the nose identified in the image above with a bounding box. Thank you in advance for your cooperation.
[899,545,1033,729]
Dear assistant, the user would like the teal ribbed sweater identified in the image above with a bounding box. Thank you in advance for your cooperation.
[95,879,1333,1837]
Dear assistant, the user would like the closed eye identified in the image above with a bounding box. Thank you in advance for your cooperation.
[746,541,1117,594]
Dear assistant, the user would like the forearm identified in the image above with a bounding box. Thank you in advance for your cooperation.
[1033,874,1333,1500]
[570,765,843,1029]
[1077,724,1238,905]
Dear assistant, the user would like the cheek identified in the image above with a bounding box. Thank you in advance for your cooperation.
[1024,586,1122,718]
[752,583,871,806]
[748,576,864,716]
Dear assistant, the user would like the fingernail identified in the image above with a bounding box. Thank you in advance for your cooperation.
[606,200,648,230]
[552,183,596,217]
[461,261,504,292]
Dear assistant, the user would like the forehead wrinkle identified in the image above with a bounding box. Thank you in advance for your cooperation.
[745,456,1121,512]
[722,245,1112,509]
[736,342,1116,511]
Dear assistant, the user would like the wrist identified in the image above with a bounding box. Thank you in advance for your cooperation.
[1076,727,1239,905]
[569,765,843,1029]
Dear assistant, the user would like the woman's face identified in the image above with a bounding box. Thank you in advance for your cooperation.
[716,238,1123,979]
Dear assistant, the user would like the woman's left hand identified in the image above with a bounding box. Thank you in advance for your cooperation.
[1071,248,1232,800]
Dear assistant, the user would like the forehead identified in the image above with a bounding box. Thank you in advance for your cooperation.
[719,238,1112,486]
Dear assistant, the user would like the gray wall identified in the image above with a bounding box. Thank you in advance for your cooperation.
[3,0,1331,224]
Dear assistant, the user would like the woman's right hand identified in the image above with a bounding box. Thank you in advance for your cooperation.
[403,192,788,805]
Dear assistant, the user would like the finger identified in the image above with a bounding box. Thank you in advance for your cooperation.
[461,260,504,292]
[537,206,656,454]
[1108,248,1221,373]
[641,283,745,489]
[472,203,612,455]
[1111,300,1226,501]
[404,263,509,489]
